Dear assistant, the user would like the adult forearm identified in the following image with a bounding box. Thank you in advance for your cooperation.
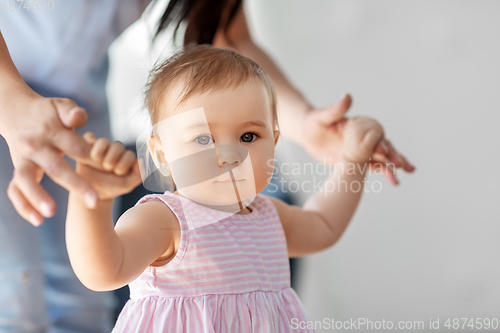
[0,30,25,86]
[0,30,37,137]
[66,194,123,291]
[234,39,314,146]
[303,159,367,245]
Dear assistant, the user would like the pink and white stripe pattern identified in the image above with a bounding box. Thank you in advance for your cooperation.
[112,191,316,333]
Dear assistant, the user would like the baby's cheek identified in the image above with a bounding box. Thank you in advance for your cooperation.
[249,152,275,193]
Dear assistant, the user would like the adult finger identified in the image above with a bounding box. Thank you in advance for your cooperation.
[52,98,88,129]
[374,140,389,155]
[7,180,44,226]
[383,139,404,168]
[369,160,399,186]
[399,153,416,172]
[12,160,57,218]
[382,139,415,172]
[51,128,93,161]
[369,153,397,184]
[32,148,98,208]
[370,152,390,164]
[362,128,384,159]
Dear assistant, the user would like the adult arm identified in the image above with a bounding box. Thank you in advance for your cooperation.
[0,29,99,225]
[213,5,415,183]
[212,5,314,147]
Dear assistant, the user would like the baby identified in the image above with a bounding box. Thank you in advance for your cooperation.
[66,44,390,332]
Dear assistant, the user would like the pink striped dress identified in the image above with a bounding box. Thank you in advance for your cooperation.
[112,191,316,333]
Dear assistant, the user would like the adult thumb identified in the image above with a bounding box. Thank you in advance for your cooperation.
[316,94,352,126]
[53,98,88,129]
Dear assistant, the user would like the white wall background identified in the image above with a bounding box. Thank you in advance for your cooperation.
[107,1,500,332]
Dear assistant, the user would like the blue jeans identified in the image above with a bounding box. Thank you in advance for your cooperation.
[0,83,115,332]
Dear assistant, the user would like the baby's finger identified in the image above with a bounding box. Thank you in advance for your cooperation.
[82,132,96,145]
[103,141,125,171]
[123,162,143,188]
[132,160,141,176]
[90,138,110,164]
[113,150,137,176]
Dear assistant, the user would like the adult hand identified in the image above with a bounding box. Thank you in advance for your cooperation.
[2,89,98,226]
[301,94,416,185]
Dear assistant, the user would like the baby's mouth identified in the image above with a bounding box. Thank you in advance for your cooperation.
[214,178,245,183]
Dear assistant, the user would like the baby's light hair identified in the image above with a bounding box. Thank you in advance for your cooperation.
[142,44,279,193]
[144,44,278,130]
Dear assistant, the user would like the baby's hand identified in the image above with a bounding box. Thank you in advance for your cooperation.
[75,132,142,201]
[342,116,386,165]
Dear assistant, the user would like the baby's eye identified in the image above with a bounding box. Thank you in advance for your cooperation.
[240,132,259,143]
[195,135,214,146]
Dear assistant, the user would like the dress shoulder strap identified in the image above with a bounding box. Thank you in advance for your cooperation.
[135,192,187,221]
[134,192,189,270]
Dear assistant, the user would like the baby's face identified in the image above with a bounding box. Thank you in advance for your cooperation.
[153,79,279,211]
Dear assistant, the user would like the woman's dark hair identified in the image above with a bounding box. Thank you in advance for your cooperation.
[154,0,243,46]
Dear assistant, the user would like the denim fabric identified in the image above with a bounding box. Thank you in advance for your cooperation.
[0,76,115,332]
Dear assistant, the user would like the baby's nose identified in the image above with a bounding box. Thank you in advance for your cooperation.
[217,145,247,168]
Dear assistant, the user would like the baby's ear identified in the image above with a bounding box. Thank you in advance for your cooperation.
[147,135,171,177]
[273,129,280,146]
[147,135,163,168]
